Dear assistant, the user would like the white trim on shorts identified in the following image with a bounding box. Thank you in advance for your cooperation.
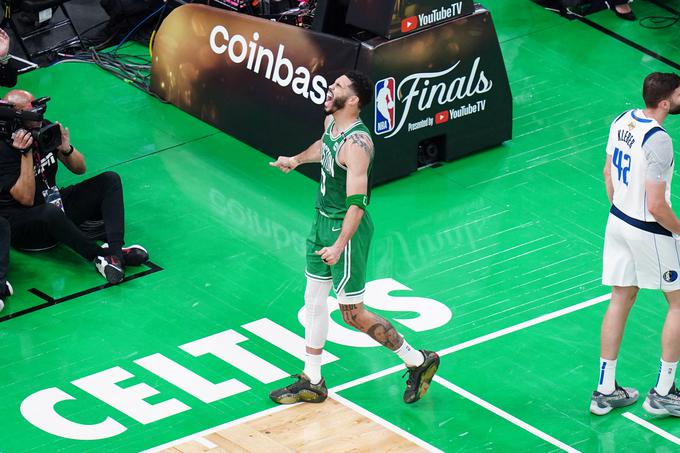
[334,240,351,295]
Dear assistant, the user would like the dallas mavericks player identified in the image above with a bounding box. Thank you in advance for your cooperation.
[591,72,680,416]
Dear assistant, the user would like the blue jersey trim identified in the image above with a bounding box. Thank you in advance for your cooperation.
[631,110,653,123]
[642,126,665,148]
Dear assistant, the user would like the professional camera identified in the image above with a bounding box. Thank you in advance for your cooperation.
[0,97,62,153]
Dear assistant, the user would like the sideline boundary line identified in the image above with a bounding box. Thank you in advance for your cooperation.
[623,412,680,446]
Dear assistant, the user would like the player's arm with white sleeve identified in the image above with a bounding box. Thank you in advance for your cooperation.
[645,132,680,234]
[269,116,332,173]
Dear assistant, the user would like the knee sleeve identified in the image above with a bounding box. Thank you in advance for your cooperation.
[304,277,332,349]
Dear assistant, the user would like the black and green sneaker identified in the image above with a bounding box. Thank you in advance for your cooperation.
[269,373,328,404]
[403,350,440,404]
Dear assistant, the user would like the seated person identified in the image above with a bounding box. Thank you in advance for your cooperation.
[0,29,23,312]
[0,89,148,285]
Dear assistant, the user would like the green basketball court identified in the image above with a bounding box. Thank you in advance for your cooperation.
[1,0,680,451]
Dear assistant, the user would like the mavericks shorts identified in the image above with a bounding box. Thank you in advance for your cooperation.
[305,210,374,302]
[603,213,680,291]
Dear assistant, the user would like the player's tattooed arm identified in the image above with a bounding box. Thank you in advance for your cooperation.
[349,133,374,159]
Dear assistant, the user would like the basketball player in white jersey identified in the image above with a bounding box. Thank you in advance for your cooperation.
[591,72,680,416]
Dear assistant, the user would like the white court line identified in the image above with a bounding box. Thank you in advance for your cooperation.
[330,392,444,453]
[438,293,611,356]
[433,375,579,453]
[146,292,610,451]
[332,293,612,393]
[331,364,405,393]
[140,403,298,453]
[194,436,218,449]
[623,412,680,445]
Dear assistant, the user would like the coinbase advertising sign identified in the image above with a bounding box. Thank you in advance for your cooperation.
[151,4,511,185]
[151,4,358,179]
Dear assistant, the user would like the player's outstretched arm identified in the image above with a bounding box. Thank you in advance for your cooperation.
[269,116,332,173]
[647,180,680,235]
[269,138,323,173]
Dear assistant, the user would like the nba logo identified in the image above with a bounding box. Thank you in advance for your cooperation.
[375,77,395,135]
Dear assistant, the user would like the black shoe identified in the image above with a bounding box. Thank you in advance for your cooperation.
[101,243,149,266]
[94,255,125,284]
[122,245,149,266]
[269,373,328,404]
[403,350,440,404]
[0,281,12,312]
[613,6,635,20]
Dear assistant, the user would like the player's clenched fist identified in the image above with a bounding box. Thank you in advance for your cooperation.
[269,156,299,174]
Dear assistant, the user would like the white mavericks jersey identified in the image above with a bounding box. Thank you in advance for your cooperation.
[607,109,670,221]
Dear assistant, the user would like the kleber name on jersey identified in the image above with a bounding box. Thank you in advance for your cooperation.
[401,2,464,34]
[375,57,494,139]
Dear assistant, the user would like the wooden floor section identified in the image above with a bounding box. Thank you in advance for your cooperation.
[162,398,425,453]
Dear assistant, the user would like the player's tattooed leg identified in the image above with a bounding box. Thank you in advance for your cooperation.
[339,303,404,350]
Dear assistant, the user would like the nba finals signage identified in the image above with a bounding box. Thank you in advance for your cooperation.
[151,3,510,185]
[357,6,511,183]
[374,57,494,137]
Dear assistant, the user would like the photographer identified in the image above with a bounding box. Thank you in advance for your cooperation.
[0,89,149,285]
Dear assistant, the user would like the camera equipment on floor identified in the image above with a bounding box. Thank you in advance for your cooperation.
[0,96,62,153]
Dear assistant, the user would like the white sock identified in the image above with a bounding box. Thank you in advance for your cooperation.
[597,358,617,395]
[395,340,424,367]
[655,359,678,396]
[303,352,323,385]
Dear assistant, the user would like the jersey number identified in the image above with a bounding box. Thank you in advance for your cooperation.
[613,147,631,186]
[320,171,326,196]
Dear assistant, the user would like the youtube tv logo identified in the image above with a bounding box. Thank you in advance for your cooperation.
[434,110,449,124]
[401,16,418,33]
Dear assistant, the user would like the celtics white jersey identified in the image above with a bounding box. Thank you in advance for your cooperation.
[607,109,671,221]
